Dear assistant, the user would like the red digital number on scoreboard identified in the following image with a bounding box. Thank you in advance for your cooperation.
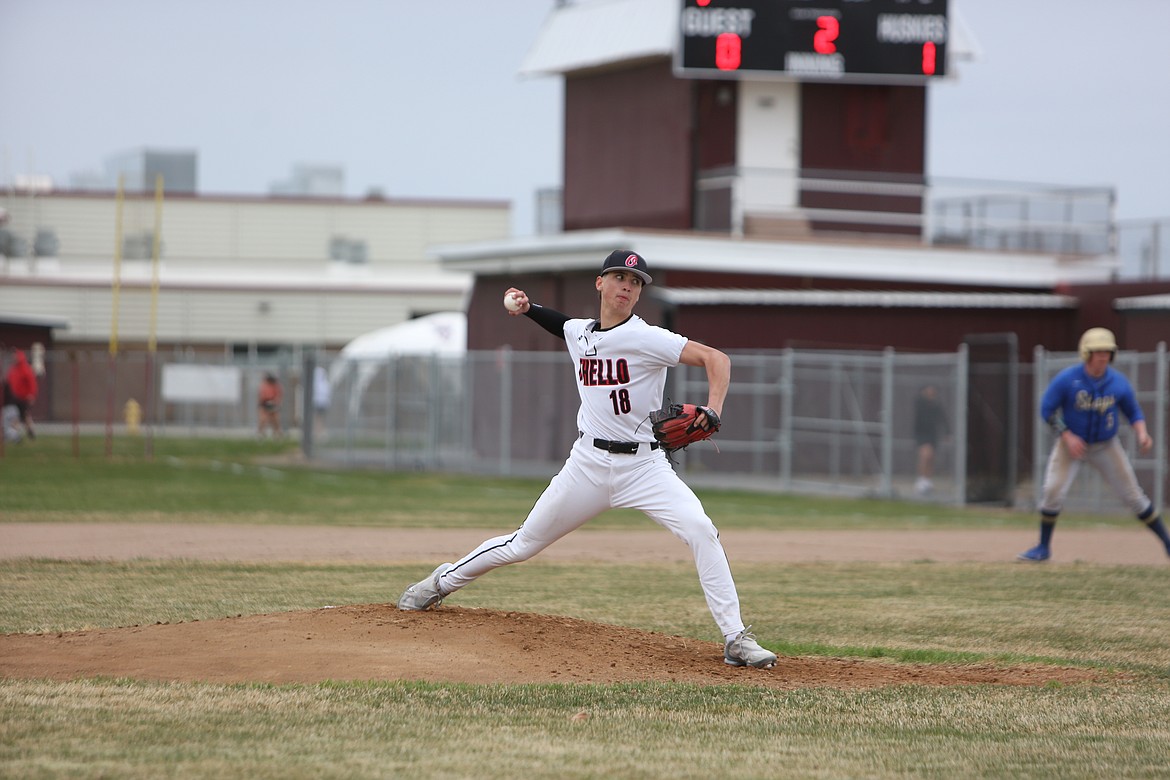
[814,16,839,54]
[715,32,742,70]
[922,41,936,75]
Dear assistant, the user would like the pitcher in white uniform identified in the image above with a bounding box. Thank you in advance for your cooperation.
[398,250,777,668]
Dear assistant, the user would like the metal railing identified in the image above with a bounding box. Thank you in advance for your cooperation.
[690,168,1170,279]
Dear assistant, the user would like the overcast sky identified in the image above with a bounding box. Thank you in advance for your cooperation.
[1,0,1167,237]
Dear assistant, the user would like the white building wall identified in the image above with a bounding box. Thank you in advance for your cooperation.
[2,193,508,266]
[735,80,801,225]
[0,191,508,347]
[0,278,470,346]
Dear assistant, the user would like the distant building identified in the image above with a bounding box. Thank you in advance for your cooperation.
[0,189,509,352]
[104,148,198,194]
[443,0,1170,359]
[269,164,345,197]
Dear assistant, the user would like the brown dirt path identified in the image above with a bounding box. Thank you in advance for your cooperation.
[5,523,1169,565]
[1,524,1157,689]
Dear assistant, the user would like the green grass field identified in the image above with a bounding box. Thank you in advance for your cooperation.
[2,436,1170,778]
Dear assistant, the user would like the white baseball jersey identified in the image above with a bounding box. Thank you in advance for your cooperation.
[563,315,687,442]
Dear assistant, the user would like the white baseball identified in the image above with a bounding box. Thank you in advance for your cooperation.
[503,292,523,312]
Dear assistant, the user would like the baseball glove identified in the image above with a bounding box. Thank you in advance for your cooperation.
[649,403,721,452]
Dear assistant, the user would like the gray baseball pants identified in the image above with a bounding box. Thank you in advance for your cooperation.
[1040,437,1150,516]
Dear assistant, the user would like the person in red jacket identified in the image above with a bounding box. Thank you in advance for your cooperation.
[5,349,38,440]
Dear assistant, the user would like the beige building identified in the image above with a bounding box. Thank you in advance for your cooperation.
[0,189,509,352]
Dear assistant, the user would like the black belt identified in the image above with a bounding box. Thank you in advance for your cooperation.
[592,438,659,455]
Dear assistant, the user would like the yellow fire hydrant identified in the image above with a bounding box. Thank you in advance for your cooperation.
[124,398,142,435]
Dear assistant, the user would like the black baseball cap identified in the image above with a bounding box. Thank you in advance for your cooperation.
[599,249,652,285]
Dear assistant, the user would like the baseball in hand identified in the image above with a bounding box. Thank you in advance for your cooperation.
[504,292,523,312]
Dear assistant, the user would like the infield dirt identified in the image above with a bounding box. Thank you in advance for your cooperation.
[1,524,1156,689]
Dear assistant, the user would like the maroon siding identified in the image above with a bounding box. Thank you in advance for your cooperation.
[562,61,694,231]
[801,83,927,174]
[466,270,1170,360]
[689,80,740,232]
[693,81,738,170]
[799,83,927,236]
[1067,280,1170,351]
[0,323,56,353]
[671,305,1075,358]
[1120,311,1170,352]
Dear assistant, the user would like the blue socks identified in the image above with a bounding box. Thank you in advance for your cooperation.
[1037,508,1170,556]
[1037,512,1058,549]
[1139,506,1170,553]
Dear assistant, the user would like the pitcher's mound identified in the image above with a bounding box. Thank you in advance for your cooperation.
[0,605,1103,689]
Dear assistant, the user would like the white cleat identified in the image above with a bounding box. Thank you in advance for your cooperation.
[724,626,777,668]
[397,563,453,611]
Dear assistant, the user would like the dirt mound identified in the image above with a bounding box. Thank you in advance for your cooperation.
[0,604,1102,689]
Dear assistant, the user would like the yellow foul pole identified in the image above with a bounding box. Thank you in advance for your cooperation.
[109,175,125,356]
[145,174,164,457]
[149,173,163,352]
[106,175,125,456]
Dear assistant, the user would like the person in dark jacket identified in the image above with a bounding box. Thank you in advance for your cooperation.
[913,384,948,495]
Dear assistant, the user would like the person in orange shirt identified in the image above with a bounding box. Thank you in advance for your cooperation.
[257,372,283,438]
[4,349,38,441]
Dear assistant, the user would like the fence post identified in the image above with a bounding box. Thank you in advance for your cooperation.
[342,360,358,467]
[1156,341,1167,513]
[463,351,476,470]
[880,347,894,497]
[752,357,765,475]
[779,349,794,490]
[1032,345,1047,509]
[301,354,316,459]
[385,355,398,469]
[71,351,81,457]
[499,346,513,476]
[427,355,440,469]
[954,344,968,506]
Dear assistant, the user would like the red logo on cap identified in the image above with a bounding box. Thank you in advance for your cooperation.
[625,254,639,268]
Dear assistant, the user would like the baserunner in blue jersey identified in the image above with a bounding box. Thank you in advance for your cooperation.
[1019,327,1170,562]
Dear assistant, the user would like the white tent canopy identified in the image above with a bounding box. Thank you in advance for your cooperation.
[336,311,466,362]
[330,312,467,408]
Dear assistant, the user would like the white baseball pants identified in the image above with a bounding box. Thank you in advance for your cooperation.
[438,435,746,639]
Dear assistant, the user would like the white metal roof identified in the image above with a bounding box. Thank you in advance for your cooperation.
[1115,294,1170,311]
[520,0,980,78]
[433,228,1119,289]
[652,288,1077,309]
[520,0,678,77]
[0,260,469,294]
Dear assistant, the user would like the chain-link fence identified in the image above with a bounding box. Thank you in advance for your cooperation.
[5,344,1166,514]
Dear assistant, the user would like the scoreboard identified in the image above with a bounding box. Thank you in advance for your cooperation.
[675,0,949,83]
